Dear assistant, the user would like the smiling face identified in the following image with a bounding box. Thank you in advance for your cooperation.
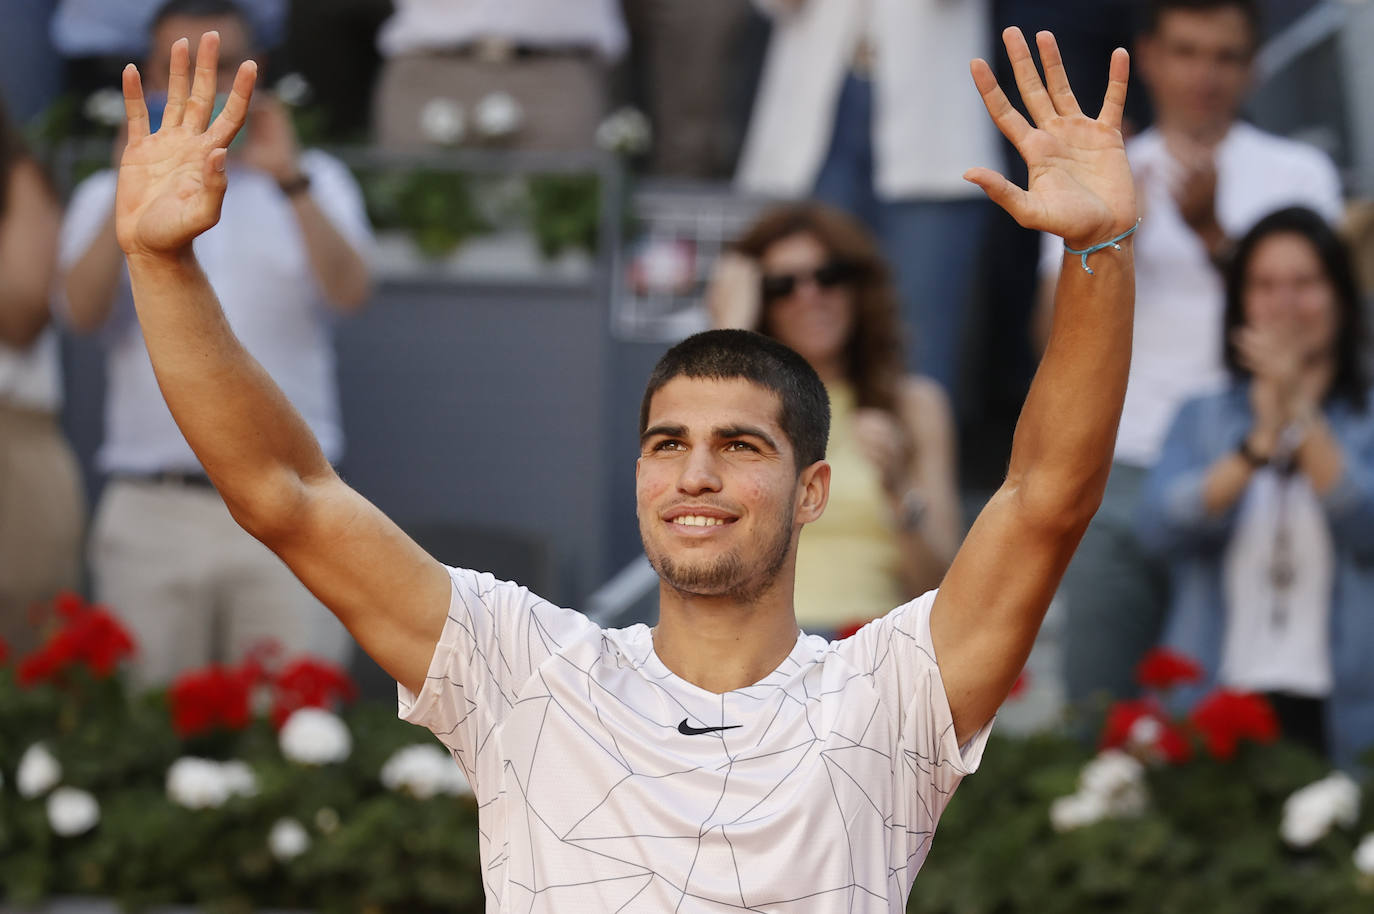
[1242,232,1340,362]
[759,232,856,373]
[636,376,827,604]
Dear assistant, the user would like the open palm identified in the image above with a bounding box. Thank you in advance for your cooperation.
[115,32,257,258]
[965,29,1137,250]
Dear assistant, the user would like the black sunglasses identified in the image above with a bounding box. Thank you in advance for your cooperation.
[759,260,859,302]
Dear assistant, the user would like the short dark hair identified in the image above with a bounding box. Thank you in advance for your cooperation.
[1145,0,1262,42]
[639,330,831,470]
[1223,206,1369,411]
[150,0,251,36]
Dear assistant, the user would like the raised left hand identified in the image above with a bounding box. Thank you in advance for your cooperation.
[964,28,1137,250]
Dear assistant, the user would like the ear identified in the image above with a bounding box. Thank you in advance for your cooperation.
[795,460,830,525]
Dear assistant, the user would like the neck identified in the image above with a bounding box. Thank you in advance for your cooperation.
[653,578,800,694]
[1157,115,1233,148]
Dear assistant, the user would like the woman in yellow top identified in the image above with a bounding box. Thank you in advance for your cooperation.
[708,202,961,634]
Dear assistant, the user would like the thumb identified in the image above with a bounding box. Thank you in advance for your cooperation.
[964,167,1032,226]
[204,147,229,191]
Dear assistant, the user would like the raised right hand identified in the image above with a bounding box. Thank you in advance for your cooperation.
[115,31,256,259]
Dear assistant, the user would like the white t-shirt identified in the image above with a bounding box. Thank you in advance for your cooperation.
[0,328,62,412]
[400,567,990,913]
[1040,122,1343,467]
[377,0,627,61]
[57,150,374,474]
[1220,469,1334,696]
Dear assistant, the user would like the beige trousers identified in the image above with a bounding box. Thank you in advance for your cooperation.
[372,51,608,152]
[0,402,85,656]
[89,478,351,687]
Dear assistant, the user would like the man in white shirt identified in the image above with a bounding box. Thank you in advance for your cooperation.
[114,25,1137,910]
[1035,0,1343,709]
[57,0,374,684]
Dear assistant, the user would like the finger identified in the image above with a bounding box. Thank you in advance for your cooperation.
[1002,27,1056,125]
[1097,47,1130,129]
[162,37,192,128]
[185,30,221,132]
[121,65,150,141]
[963,167,1033,227]
[201,147,229,211]
[970,58,1032,149]
[1036,31,1081,117]
[208,60,258,148]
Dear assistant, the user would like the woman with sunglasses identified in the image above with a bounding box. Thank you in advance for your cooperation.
[707,201,961,636]
[1138,207,1374,768]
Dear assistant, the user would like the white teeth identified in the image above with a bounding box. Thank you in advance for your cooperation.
[673,515,726,527]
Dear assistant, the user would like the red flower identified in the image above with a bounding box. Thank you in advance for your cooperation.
[1099,697,1193,763]
[1009,669,1031,700]
[270,657,357,728]
[0,635,8,666]
[833,619,871,641]
[169,662,260,738]
[16,594,136,687]
[1188,689,1279,760]
[1135,648,1204,691]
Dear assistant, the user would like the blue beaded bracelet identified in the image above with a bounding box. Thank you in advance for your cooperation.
[1063,218,1142,275]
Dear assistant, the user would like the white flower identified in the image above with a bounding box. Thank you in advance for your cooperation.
[1355,833,1374,875]
[595,107,652,155]
[1126,715,1163,750]
[1079,750,1145,796]
[17,743,62,798]
[47,787,100,837]
[280,708,352,765]
[1049,791,1108,833]
[419,98,466,146]
[274,72,312,107]
[220,760,259,799]
[380,744,472,799]
[83,88,127,127]
[167,757,232,809]
[474,92,523,139]
[1280,772,1362,848]
[269,817,310,861]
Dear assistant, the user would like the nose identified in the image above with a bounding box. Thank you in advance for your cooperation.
[677,447,723,495]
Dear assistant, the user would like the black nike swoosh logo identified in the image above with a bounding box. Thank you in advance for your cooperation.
[677,719,742,736]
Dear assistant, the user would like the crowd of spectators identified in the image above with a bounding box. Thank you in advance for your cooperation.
[2,0,1373,769]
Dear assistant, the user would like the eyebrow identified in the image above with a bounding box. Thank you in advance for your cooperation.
[639,423,779,452]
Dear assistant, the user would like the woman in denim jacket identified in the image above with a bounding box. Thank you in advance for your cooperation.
[1138,206,1374,770]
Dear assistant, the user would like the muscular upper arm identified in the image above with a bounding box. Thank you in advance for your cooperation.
[929,482,1082,743]
[256,472,451,695]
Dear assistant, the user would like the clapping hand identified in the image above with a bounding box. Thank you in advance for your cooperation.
[964,29,1137,251]
[115,31,257,259]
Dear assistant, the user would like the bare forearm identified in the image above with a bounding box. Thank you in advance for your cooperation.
[1296,415,1344,494]
[0,163,61,347]
[127,251,332,531]
[289,194,370,312]
[1007,241,1135,523]
[63,211,125,332]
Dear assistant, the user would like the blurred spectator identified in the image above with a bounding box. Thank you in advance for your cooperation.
[56,0,372,684]
[372,0,626,151]
[1039,0,1342,709]
[0,93,85,656]
[620,0,753,178]
[735,0,999,414]
[708,202,961,634]
[278,0,393,140]
[1138,207,1374,769]
[52,0,285,98]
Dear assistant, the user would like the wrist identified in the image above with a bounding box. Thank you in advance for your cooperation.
[277,172,312,199]
[892,488,929,533]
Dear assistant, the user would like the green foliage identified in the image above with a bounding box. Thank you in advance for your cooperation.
[909,733,1374,914]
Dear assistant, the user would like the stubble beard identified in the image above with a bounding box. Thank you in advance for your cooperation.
[642,504,795,605]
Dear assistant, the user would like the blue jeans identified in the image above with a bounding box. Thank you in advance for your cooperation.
[812,75,991,414]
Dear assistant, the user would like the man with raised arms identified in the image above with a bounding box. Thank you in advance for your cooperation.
[114,26,1136,912]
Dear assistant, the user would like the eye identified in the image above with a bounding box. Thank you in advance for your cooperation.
[651,439,684,452]
[726,440,760,453]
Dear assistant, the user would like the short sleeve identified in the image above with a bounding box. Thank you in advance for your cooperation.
[397,566,600,776]
[835,590,992,801]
